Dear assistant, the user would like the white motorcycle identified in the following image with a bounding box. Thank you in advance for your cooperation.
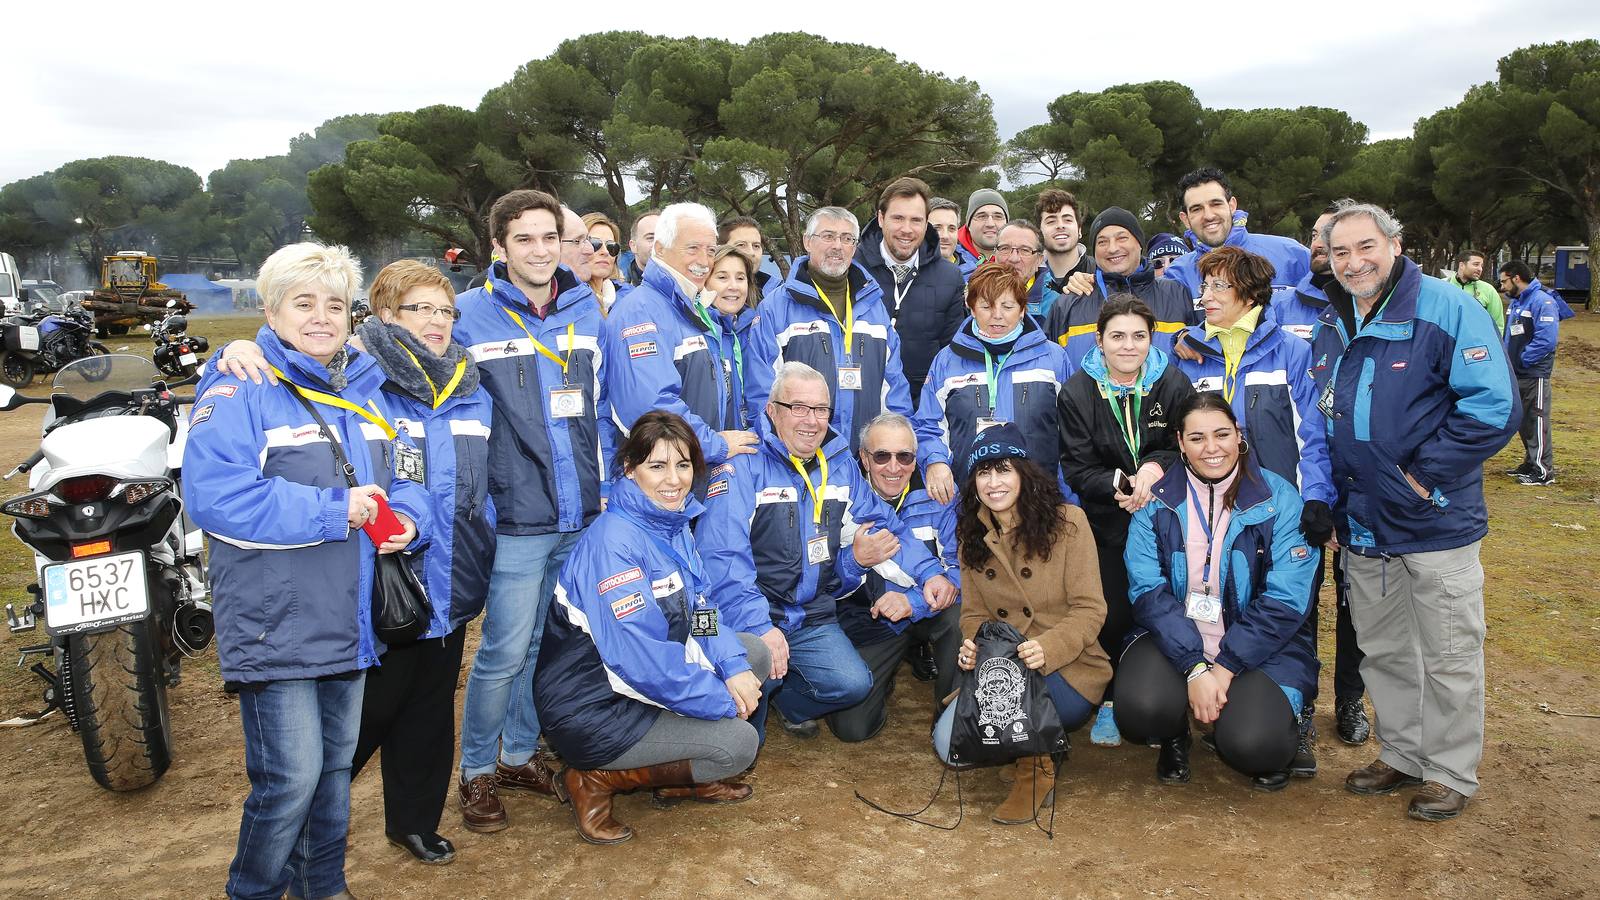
[1,354,212,791]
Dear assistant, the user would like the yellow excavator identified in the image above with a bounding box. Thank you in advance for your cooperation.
[78,251,191,335]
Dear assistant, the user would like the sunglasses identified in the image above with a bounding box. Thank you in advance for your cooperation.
[866,450,916,466]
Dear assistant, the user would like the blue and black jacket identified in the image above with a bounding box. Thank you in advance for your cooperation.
[454,263,609,535]
[604,259,740,461]
[184,326,433,683]
[1163,216,1311,297]
[746,257,913,454]
[696,421,941,636]
[1124,463,1318,708]
[1504,278,1563,379]
[1043,264,1199,367]
[1270,271,1332,343]
[535,478,751,770]
[1308,256,1519,555]
[837,481,960,646]
[1173,310,1333,506]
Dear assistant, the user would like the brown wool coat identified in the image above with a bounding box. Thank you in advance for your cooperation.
[959,503,1113,704]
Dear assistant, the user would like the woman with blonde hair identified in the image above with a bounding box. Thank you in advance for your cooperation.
[583,212,630,314]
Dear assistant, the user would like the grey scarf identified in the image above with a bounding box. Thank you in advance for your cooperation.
[355,319,480,405]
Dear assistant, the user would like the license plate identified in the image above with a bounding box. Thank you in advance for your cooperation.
[179,351,197,365]
[42,550,148,636]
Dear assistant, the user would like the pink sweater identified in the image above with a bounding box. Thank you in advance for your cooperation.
[1184,466,1237,662]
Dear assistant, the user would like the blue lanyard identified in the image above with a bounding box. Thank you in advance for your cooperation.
[612,508,707,600]
[1185,479,1221,592]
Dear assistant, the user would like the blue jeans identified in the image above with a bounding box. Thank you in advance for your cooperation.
[227,672,365,900]
[758,622,873,730]
[459,529,579,777]
[932,672,1094,765]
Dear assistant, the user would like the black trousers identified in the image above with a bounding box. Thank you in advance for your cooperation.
[1308,548,1365,704]
[1095,537,1134,682]
[1113,634,1299,776]
[351,625,468,835]
[826,606,961,743]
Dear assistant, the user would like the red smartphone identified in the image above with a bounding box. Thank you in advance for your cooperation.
[362,493,406,545]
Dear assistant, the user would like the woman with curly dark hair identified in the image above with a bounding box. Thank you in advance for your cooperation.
[931,422,1111,825]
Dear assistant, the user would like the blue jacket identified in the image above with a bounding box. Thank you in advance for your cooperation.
[1505,279,1562,378]
[1173,311,1333,505]
[714,304,757,431]
[184,327,433,683]
[1270,272,1332,343]
[1309,257,1519,555]
[535,478,751,770]
[386,378,496,639]
[914,316,1076,491]
[1164,217,1311,297]
[837,483,960,646]
[1044,263,1200,367]
[604,259,740,462]
[454,263,609,535]
[746,257,913,454]
[696,421,942,636]
[1124,463,1318,704]
[953,243,981,279]
[855,220,968,399]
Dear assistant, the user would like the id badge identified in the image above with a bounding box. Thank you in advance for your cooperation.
[806,533,832,565]
[1317,380,1336,419]
[1185,590,1221,625]
[549,387,586,418]
[976,416,1004,434]
[838,366,863,391]
[393,443,425,483]
[691,608,719,637]
[1509,322,1525,336]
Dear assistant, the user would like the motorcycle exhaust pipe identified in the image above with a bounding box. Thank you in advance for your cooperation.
[172,600,214,654]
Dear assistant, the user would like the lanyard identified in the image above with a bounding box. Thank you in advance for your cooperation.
[1221,341,1243,404]
[981,344,1013,415]
[612,507,707,600]
[788,451,829,528]
[812,282,853,362]
[500,306,574,382]
[397,344,466,410]
[690,298,744,398]
[893,482,910,512]
[1101,376,1144,461]
[1186,478,1223,592]
[271,366,396,440]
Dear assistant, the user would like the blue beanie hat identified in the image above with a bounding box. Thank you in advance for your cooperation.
[966,421,1029,472]
[1148,232,1189,260]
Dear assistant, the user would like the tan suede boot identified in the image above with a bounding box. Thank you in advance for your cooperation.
[991,755,1056,825]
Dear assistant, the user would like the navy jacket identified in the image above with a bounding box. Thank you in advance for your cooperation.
[1044,264,1200,368]
[1309,257,1518,555]
[855,220,968,402]
[454,263,609,535]
[1269,271,1332,343]
[184,327,433,683]
[1504,279,1562,378]
[837,483,960,646]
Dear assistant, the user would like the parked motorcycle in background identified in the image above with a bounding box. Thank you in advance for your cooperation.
[0,303,110,388]
[149,306,210,378]
[0,355,211,791]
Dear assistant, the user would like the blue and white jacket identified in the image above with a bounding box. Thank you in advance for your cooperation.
[1269,271,1332,343]
[535,478,750,770]
[1309,257,1519,555]
[837,482,960,646]
[184,327,433,683]
[604,259,740,461]
[746,257,913,454]
[1124,463,1317,707]
[1044,264,1199,367]
[1173,310,1334,506]
[1504,278,1563,379]
[454,262,609,535]
[1164,216,1311,297]
[715,305,757,432]
[696,421,942,636]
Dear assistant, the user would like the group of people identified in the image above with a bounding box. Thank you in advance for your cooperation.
[181,164,1560,898]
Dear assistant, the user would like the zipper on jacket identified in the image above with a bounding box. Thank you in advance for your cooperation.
[1249,390,1258,409]
[517,358,525,388]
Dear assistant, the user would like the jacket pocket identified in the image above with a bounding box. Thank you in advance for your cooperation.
[1352,357,1376,442]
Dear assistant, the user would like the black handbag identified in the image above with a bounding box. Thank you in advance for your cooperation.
[285,384,431,645]
[947,620,1066,766]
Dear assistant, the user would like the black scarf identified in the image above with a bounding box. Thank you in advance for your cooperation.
[355,319,480,406]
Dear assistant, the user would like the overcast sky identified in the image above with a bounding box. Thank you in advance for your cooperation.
[7,0,1593,189]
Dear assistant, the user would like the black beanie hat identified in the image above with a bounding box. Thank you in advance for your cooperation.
[1089,207,1146,254]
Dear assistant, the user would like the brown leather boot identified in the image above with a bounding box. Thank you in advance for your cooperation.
[552,760,695,844]
[1407,781,1469,821]
[495,755,559,799]
[458,773,508,833]
[1345,759,1423,796]
[992,755,1056,825]
[651,779,754,807]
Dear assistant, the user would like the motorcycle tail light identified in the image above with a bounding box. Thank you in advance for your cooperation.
[120,480,169,505]
[2,495,50,518]
[71,540,112,559]
[55,474,118,503]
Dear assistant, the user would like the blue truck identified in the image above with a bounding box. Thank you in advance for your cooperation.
[1553,245,1591,306]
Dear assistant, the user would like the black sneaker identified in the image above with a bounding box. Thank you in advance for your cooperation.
[777,709,819,739]
[1516,472,1555,486]
[1504,464,1534,477]
[1252,770,1291,792]
[1290,723,1318,779]
[907,641,937,683]
[1335,697,1371,745]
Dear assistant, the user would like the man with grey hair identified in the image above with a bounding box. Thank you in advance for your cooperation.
[604,201,758,467]
[1308,199,1518,822]
[698,363,957,739]
[747,208,914,455]
[825,413,962,742]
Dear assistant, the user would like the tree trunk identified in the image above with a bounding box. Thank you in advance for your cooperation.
[1586,210,1598,312]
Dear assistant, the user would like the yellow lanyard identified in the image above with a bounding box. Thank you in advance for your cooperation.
[893,483,910,512]
[788,452,829,526]
[271,366,396,440]
[501,307,574,378]
[812,283,853,361]
[1221,344,1243,404]
[398,345,467,410]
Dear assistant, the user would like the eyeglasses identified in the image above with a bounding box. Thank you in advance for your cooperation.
[1200,279,1234,294]
[396,302,460,321]
[559,237,596,253]
[772,400,833,420]
[589,238,621,256]
[867,450,916,466]
[809,231,858,246]
[995,245,1040,258]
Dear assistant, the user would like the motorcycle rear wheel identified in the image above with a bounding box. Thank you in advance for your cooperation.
[0,351,33,387]
[66,618,173,791]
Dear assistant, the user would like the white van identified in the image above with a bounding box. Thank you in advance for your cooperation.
[0,253,21,314]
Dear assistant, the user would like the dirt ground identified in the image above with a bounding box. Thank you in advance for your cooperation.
[0,314,1597,899]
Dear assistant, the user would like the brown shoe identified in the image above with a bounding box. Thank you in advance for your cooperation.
[992,755,1056,825]
[1407,781,1469,821]
[495,756,559,799]
[552,760,695,845]
[458,773,509,833]
[652,779,754,807]
[1345,759,1423,796]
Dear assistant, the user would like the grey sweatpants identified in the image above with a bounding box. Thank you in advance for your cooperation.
[1343,544,1486,796]
[1517,375,1554,478]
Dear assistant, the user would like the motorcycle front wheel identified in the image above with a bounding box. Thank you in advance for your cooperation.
[78,343,112,382]
[66,618,173,791]
[0,351,33,387]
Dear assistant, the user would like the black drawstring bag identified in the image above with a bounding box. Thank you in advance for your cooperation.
[284,383,431,645]
[948,620,1066,766]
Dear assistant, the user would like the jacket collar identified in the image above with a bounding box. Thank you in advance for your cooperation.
[258,324,383,397]
[781,257,885,314]
[757,412,849,468]
[1185,306,1281,359]
[609,474,704,537]
[1080,343,1172,391]
[951,312,1046,361]
[1321,255,1419,340]
[1096,261,1156,294]
[354,319,480,408]
[857,218,942,269]
[484,261,590,318]
[640,258,713,333]
[1293,271,1331,307]
[1150,457,1274,522]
